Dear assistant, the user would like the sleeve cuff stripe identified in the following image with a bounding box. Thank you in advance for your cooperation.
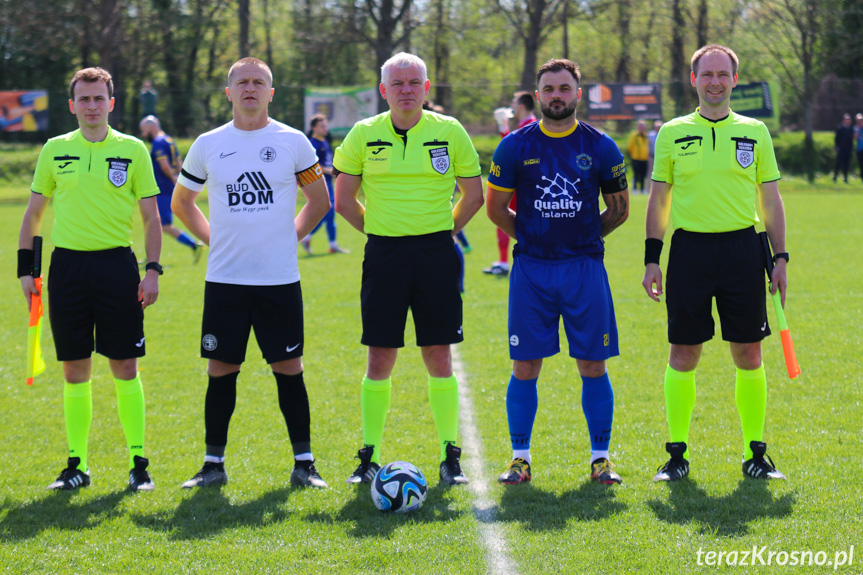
[487,182,515,192]
[180,169,206,185]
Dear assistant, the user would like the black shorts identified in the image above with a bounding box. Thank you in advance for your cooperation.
[666,227,770,345]
[361,231,463,348]
[201,281,303,365]
[48,247,145,361]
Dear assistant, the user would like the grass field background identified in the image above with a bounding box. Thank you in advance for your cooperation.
[0,178,861,574]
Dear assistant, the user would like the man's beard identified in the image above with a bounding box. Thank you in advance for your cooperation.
[540,100,576,121]
[145,134,154,142]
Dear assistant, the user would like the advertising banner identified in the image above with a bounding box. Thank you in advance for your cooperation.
[582,83,662,121]
[304,87,378,136]
[0,90,49,132]
[731,81,780,132]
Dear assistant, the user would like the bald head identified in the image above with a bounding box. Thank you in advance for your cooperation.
[139,115,163,142]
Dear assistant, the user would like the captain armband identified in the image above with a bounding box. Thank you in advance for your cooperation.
[600,174,628,195]
[296,163,324,187]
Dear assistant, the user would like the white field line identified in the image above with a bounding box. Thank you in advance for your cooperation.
[451,345,517,575]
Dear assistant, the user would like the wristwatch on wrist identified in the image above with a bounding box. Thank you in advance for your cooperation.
[145,262,164,275]
[773,252,789,264]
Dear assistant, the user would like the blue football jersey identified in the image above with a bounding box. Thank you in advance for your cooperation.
[310,136,333,188]
[488,120,626,260]
[150,134,180,195]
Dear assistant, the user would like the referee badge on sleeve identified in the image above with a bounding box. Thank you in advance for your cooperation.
[429,147,450,175]
[733,137,756,169]
[107,158,132,187]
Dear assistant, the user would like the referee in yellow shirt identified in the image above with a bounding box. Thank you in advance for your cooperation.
[334,52,484,486]
[642,45,789,482]
[18,67,162,492]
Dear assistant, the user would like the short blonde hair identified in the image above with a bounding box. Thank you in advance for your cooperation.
[228,57,273,86]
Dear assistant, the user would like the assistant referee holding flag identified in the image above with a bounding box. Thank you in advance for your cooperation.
[19,67,162,491]
[334,52,484,486]
[643,44,789,481]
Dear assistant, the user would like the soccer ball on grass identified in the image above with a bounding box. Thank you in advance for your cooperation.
[370,461,428,513]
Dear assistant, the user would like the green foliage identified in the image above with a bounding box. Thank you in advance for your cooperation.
[469,134,500,174]
[771,131,859,177]
[0,143,40,187]
[0,0,855,139]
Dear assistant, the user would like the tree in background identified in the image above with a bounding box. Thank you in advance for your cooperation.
[494,0,564,90]
[342,0,417,112]
[3,0,861,144]
[749,0,824,182]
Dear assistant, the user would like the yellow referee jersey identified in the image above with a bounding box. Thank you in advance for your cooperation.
[333,110,481,237]
[652,109,780,233]
[30,127,159,251]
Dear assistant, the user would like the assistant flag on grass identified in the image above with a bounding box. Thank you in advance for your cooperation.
[25,236,45,386]
[769,289,801,379]
[26,276,45,385]
[759,232,801,380]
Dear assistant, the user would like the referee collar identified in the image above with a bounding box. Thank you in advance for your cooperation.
[74,125,115,147]
[694,107,734,126]
[387,110,426,135]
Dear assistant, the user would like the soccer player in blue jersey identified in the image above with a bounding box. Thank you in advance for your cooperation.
[139,116,203,261]
[300,114,348,255]
[486,59,630,485]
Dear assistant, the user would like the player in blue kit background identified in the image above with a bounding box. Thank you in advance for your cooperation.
[139,116,204,261]
[486,59,629,485]
[300,114,348,255]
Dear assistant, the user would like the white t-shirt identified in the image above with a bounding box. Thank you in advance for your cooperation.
[179,120,318,285]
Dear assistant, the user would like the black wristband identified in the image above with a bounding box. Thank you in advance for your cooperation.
[773,252,789,263]
[17,249,34,278]
[644,238,663,266]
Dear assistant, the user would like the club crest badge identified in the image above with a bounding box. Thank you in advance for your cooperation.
[106,158,131,187]
[260,146,276,162]
[733,137,756,169]
[576,153,593,171]
[429,147,450,175]
[202,334,218,351]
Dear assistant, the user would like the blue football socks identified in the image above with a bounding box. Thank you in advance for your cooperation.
[177,232,197,248]
[506,374,538,458]
[581,372,614,458]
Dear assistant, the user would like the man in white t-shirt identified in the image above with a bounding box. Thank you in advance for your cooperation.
[172,57,331,489]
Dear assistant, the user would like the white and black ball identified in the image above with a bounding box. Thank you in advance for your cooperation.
[370,461,428,513]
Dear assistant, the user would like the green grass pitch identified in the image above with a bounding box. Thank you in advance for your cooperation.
[0,180,861,574]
